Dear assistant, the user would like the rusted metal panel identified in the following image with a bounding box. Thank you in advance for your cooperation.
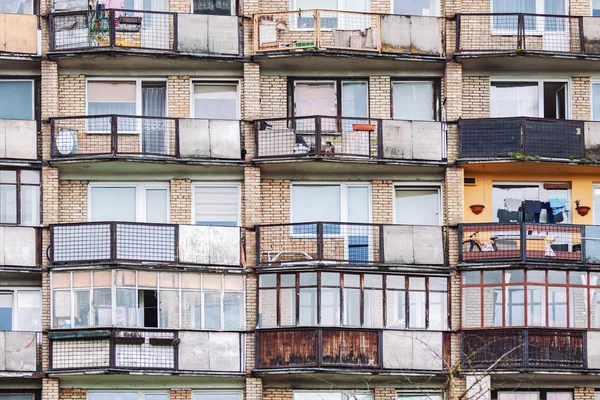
[257,329,317,368]
[321,329,379,367]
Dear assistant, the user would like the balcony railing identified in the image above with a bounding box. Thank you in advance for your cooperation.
[256,328,447,371]
[49,10,242,56]
[462,329,585,370]
[254,10,443,56]
[50,115,242,160]
[255,116,446,161]
[0,13,39,55]
[458,223,595,264]
[456,13,597,54]
[0,119,38,160]
[49,328,244,373]
[49,222,242,266]
[257,222,446,266]
[0,226,40,268]
[0,331,40,373]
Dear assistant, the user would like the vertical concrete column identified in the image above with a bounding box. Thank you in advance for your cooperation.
[242,63,260,160]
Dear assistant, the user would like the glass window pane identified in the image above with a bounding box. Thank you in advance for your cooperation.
[20,185,40,225]
[203,274,222,290]
[280,288,296,326]
[344,274,360,287]
[506,286,524,326]
[387,275,405,289]
[93,288,112,326]
[259,274,276,288]
[195,394,240,400]
[393,0,437,15]
[321,272,340,286]
[505,269,524,283]
[528,287,545,326]
[0,185,17,224]
[53,290,71,328]
[549,287,567,327]
[299,287,317,325]
[182,291,202,329]
[17,290,40,331]
[341,82,368,118]
[146,189,168,223]
[321,288,340,326]
[280,274,296,287]
[116,288,136,327]
[295,82,336,117]
[0,81,33,120]
[549,270,567,284]
[483,287,502,327]
[527,270,546,283]
[393,82,434,121]
[115,270,136,287]
[259,288,277,328]
[88,393,138,400]
[73,271,91,288]
[569,287,588,328]
[343,288,360,326]
[395,189,440,225]
[159,290,179,328]
[462,271,480,285]
[292,185,340,223]
[593,288,600,328]
[299,272,317,286]
[429,291,447,330]
[224,292,243,329]
[20,170,40,184]
[195,186,239,226]
[386,290,405,328]
[409,277,426,290]
[194,84,238,120]
[0,171,15,183]
[364,289,383,328]
[0,293,12,330]
[409,291,426,328]
[91,187,137,222]
[570,271,588,285]
[429,277,447,291]
[462,286,481,328]
[204,291,221,329]
[364,274,382,288]
[53,272,71,288]
[74,289,90,327]
[484,270,503,284]
[490,82,539,118]
[139,271,157,287]
[224,275,244,291]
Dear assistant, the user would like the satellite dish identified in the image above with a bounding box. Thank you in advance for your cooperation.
[56,129,79,155]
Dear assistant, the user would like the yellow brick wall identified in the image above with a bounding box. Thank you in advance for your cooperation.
[59,75,86,117]
[260,76,287,118]
[572,77,591,120]
[369,76,391,119]
[374,388,396,400]
[462,76,490,118]
[168,76,191,118]
[59,388,86,400]
[42,379,59,400]
[571,0,591,15]
[58,180,88,223]
[574,388,595,400]
[170,179,192,224]
[372,180,393,224]
[260,179,290,224]
[171,390,192,400]
[263,388,292,400]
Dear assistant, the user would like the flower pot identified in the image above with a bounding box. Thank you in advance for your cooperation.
[470,204,485,215]
[576,206,591,216]
[352,123,376,132]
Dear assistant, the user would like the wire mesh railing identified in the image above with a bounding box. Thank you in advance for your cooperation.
[50,9,176,52]
[459,223,584,263]
[457,13,585,54]
[461,329,585,370]
[50,115,243,160]
[459,118,584,159]
[255,116,446,161]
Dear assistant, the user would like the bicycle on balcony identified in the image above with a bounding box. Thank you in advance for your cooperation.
[462,231,498,252]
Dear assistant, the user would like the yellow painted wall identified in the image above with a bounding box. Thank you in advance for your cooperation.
[463,164,597,225]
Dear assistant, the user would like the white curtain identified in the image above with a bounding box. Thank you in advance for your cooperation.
[490,82,539,117]
[393,82,434,121]
[142,86,167,154]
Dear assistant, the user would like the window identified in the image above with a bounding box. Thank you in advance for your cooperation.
[592,82,600,121]
[290,0,368,28]
[0,289,41,331]
[398,394,443,400]
[392,0,438,15]
[594,0,600,16]
[259,272,448,330]
[0,395,35,400]
[0,0,33,13]
[394,186,441,225]
[88,392,168,400]
[392,81,438,121]
[193,0,235,14]
[51,270,245,329]
[492,182,570,224]
[490,81,568,119]
[293,391,371,400]
[462,270,600,328]
[497,393,572,400]
[492,0,566,32]
[0,81,34,120]
[293,80,368,119]
[193,82,239,120]
[89,183,168,223]
[0,170,40,226]
[193,184,240,226]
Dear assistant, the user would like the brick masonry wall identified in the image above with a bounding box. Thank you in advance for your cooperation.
[59,180,88,223]
[369,76,391,119]
[571,0,591,15]
[372,180,393,224]
[574,388,595,400]
[243,63,261,159]
[572,77,591,120]
[260,179,291,224]
[170,179,192,224]
[59,388,86,400]
[171,389,192,400]
[168,76,191,118]
[374,388,395,400]
[260,76,287,119]
[43,379,59,400]
[59,75,86,117]
[263,388,292,400]
[462,76,490,118]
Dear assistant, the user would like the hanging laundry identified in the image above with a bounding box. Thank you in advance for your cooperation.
[505,198,522,212]
[498,209,519,223]
[524,200,542,214]
[542,202,555,224]
[548,198,566,216]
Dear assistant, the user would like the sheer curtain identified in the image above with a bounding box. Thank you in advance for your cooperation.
[141,86,167,154]
[492,0,536,30]
[393,82,434,121]
[490,82,539,117]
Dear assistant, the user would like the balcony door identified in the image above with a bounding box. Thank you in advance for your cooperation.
[490,80,568,119]
[141,83,167,154]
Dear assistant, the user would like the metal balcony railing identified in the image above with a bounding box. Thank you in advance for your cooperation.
[456,13,588,54]
[256,222,447,266]
[49,222,242,266]
[458,223,592,263]
[254,10,443,56]
[0,331,40,373]
[50,115,242,160]
[459,118,584,159]
[49,10,242,55]
[462,329,585,370]
[49,328,244,373]
[255,116,446,161]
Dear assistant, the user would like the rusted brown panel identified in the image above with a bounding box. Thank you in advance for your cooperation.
[528,330,585,369]
[442,332,451,369]
[257,330,317,368]
[321,329,379,367]
[462,329,524,369]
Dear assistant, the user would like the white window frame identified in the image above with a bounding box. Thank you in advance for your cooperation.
[190,79,241,120]
[88,391,171,400]
[490,0,569,35]
[193,391,244,400]
[288,0,371,31]
[391,0,440,16]
[51,271,246,330]
[591,78,600,120]
[490,77,572,118]
[593,183,600,225]
[292,391,373,400]
[87,182,170,223]
[0,287,41,332]
[392,80,437,121]
[293,79,369,118]
[191,182,242,226]
[0,80,35,121]
[393,182,443,226]
[593,0,600,15]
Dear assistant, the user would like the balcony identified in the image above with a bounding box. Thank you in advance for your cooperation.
[0,120,38,160]
[257,222,446,266]
[456,13,600,56]
[256,328,446,371]
[462,329,585,371]
[457,223,600,264]
[50,115,242,161]
[255,117,446,162]
[48,328,243,373]
[0,226,40,268]
[458,118,596,161]
[49,222,242,267]
[49,10,241,56]
[253,10,443,57]
[0,13,39,56]
[0,331,39,374]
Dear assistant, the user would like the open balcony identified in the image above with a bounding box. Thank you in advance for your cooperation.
[256,222,446,267]
[456,13,600,56]
[0,331,40,374]
[462,329,585,371]
[0,226,40,268]
[255,116,446,162]
[50,115,242,161]
[48,328,243,373]
[457,118,600,161]
[0,13,39,56]
[49,222,242,267]
[253,10,443,57]
[456,223,600,264]
[256,328,447,371]
[49,10,241,56]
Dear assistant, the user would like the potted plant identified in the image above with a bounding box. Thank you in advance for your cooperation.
[575,200,591,216]
[469,204,485,215]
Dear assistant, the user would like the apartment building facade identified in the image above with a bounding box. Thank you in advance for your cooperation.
[1,1,600,400]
